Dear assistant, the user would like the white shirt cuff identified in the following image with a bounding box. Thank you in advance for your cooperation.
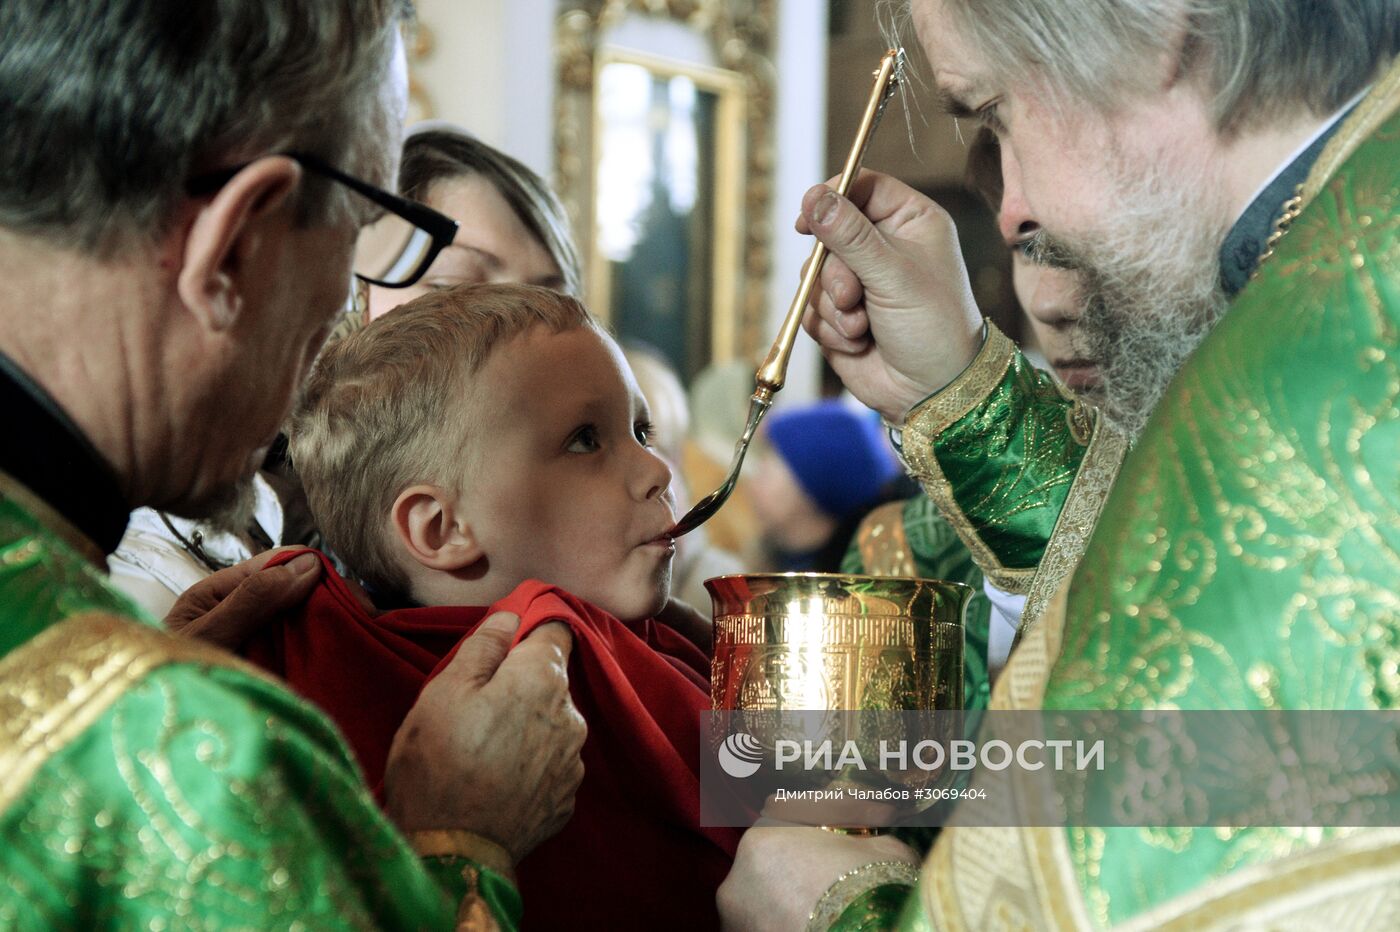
[983,578,1025,681]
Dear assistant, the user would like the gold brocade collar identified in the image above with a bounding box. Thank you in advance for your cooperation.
[0,468,109,571]
[1253,55,1400,276]
[1300,54,1400,210]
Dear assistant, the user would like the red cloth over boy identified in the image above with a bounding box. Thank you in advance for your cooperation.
[245,549,736,931]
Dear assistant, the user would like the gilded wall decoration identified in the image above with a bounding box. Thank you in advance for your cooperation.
[555,0,776,379]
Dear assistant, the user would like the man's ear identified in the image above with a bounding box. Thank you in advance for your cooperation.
[176,156,303,333]
[390,485,485,571]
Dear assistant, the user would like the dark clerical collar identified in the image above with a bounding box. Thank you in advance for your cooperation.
[0,351,130,554]
[1218,94,1365,296]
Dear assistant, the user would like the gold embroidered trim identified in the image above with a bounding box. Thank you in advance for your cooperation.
[0,468,107,570]
[855,501,917,577]
[902,322,1016,441]
[919,584,1077,932]
[410,829,517,886]
[1120,829,1400,931]
[1018,418,1130,640]
[924,586,1400,931]
[0,611,278,814]
[806,859,919,932]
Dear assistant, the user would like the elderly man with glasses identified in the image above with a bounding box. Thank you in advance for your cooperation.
[0,2,582,928]
[108,152,466,620]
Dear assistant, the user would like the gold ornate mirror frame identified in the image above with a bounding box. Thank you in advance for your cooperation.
[555,0,776,372]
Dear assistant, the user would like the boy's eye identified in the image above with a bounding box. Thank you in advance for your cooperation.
[566,425,601,453]
[634,419,654,447]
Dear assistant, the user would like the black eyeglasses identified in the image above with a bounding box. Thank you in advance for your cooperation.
[186,151,459,289]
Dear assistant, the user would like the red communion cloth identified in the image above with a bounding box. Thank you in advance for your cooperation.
[242,549,737,931]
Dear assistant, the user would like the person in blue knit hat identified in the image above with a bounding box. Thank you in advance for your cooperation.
[750,398,907,571]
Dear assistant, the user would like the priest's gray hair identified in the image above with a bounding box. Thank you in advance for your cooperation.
[0,0,414,255]
[934,0,1400,132]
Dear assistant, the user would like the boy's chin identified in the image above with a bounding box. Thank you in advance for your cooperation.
[581,560,672,622]
[626,589,671,623]
[604,580,671,623]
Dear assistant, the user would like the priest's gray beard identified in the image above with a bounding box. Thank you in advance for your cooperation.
[1030,154,1232,440]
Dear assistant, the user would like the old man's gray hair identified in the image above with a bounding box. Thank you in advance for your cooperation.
[936,0,1400,132]
[0,0,413,255]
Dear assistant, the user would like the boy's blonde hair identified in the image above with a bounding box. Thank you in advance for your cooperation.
[291,283,596,594]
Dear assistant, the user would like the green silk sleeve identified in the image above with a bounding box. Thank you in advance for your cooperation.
[899,323,1127,626]
[0,660,491,930]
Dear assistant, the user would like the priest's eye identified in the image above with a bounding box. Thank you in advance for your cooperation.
[566,425,602,453]
[634,419,655,447]
[977,101,1005,134]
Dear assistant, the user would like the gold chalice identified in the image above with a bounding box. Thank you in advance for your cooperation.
[706,573,970,829]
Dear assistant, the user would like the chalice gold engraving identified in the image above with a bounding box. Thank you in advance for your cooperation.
[707,572,968,713]
[707,573,970,830]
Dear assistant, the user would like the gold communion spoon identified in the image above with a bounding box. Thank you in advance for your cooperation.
[668,47,908,539]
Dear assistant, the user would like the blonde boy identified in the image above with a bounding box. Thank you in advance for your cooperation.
[291,282,678,619]
[268,283,735,930]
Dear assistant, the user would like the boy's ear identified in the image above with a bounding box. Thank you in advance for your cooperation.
[176,156,302,333]
[390,485,485,571]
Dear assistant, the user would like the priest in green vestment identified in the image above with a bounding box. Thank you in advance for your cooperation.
[720,1,1400,928]
[0,2,585,928]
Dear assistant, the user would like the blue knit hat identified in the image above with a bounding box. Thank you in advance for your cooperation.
[765,400,901,519]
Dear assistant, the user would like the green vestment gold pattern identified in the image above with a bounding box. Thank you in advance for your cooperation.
[0,476,519,930]
[830,54,1400,931]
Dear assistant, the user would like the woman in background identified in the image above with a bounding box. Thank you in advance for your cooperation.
[366,122,582,319]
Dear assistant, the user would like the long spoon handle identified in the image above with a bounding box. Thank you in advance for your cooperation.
[753,47,906,403]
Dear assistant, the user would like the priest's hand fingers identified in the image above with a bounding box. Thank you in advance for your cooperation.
[491,622,585,850]
[385,619,586,865]
[795,170,985,423]
[499,621,587,770]
[501,619,575,677]
[816,238,868,318]
[803,286,872,356]
[164,548,321,650]
[449,610,521,690]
